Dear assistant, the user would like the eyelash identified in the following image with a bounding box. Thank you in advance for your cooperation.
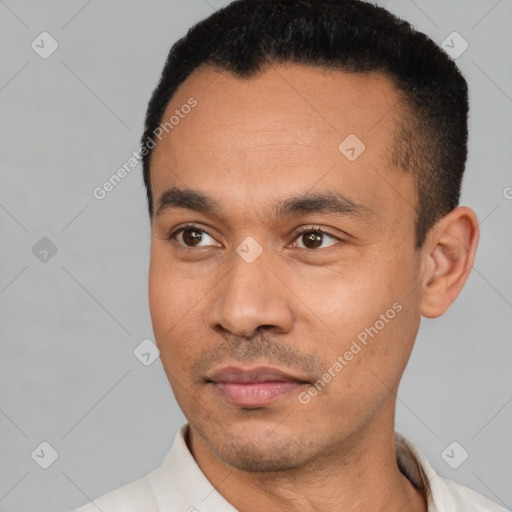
[167,223,343,250]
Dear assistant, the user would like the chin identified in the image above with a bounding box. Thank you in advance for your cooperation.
[218,443,305,473]
[203,424,319,473]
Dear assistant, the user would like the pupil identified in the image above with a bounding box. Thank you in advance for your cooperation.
[183,229,202,246]
[304,232,322,249]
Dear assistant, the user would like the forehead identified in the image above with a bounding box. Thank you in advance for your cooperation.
[154,63,402,150]
[150,64,414,226]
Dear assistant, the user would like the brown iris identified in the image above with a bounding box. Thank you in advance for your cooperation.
[301,231,323,249]
[182,229,203,246]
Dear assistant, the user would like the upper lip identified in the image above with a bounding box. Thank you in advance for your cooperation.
[207,365,309,384]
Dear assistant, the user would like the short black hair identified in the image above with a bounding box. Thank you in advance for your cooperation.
[141,0,469,248]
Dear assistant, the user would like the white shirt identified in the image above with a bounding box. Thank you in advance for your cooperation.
[71,424,508,512]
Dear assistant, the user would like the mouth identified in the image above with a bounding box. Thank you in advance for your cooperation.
[206,365,310,407]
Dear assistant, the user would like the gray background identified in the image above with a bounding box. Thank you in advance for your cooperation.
[1,1,511,511]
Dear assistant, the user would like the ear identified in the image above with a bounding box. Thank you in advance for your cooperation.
[419,206,479,318]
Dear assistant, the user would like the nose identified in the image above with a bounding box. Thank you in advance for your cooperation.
[207,248,295,339]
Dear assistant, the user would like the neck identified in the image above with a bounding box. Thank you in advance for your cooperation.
[187,404,427,512]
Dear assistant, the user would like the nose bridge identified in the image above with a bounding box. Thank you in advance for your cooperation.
[208,244,294,337]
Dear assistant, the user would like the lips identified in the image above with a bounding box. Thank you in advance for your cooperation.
[207,365,309,407]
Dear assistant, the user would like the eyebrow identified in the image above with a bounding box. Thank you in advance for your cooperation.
[155,187,372,220]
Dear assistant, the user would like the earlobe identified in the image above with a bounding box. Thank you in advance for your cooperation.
[419,206,479,318]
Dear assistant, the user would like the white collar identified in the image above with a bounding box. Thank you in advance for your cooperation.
[152,424,506,512]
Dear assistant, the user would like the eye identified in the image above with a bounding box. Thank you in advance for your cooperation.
[291,227,341,250]
[169,224,220,248]
[168,224,343,250]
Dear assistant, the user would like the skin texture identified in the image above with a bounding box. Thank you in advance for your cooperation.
[148,64,479,512]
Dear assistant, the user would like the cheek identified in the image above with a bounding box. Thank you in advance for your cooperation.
[149,243,204,328]
[148,249,208,375]
[291,259,396,333]
[296,251,420,384]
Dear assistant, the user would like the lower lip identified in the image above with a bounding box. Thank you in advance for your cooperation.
[211,381,304,407]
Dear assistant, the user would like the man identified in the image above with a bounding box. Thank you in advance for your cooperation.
[72,0,507,510]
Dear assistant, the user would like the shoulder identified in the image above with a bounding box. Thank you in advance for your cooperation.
[395,433,508,512]
[434,475,509,512]
[68,423,232,512]
[70,468,160,512]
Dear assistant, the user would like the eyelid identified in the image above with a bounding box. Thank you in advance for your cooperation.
[291,225,341,240]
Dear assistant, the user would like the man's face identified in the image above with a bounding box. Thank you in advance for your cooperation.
[149,64,424,471]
